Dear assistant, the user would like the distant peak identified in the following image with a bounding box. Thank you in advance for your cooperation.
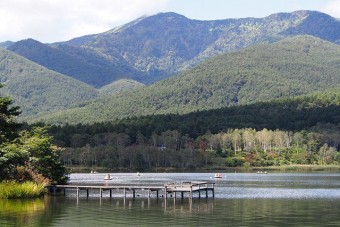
[154,12,187,18]
[106,15,147,34]
[143,12,189,22]
[14,38,42,45]
[106,12,188,34]
[267,10,334,20]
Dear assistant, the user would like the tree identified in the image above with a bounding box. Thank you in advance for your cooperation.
[242,128,256,152]
[0,84,21,143]
[231,129,242,156]
[21,127,68,184]
[0,85,67,184]
[0,127,68,184]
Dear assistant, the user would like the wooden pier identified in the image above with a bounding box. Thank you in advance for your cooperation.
[165,181,214,199]
[47,181,214,199]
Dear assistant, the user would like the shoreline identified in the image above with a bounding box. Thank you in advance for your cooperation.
[66,164,340,174]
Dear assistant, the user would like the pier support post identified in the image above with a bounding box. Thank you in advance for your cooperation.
[110,189,112,198]
[212,184,215,198]
[190,185,193,199]
[133,189,135,198]
[198,184,201,199]
[86,189,89,198]
[148,189,150,198]
[124,188,126,198]
[76,187,79,198]
[52,186,56,195]
[165,186,168,199]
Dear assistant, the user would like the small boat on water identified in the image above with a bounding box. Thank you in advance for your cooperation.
[104,174,112,180]
[137,172,140,176]
[91,170,98,174]
[214,173,223,178]
[256,171,268,174]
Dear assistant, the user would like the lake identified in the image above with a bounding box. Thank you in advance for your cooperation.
[1,172,340,226]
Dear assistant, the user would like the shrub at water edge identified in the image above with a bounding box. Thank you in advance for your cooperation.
[0,181,45,199]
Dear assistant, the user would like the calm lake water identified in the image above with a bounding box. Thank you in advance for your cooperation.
[1,172,340,226]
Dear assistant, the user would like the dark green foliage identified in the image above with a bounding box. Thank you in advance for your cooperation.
[0,84,21,143]
[46,87,339,141]
[46,88,339,146]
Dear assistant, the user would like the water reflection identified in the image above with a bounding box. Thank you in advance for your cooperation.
[0,198,47,226]
[3,197,336,227]
[1,173,340,226]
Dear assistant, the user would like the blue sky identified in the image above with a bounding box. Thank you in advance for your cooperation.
[0,0,339,43]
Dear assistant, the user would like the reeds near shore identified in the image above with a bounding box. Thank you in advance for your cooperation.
[0,181,45,199]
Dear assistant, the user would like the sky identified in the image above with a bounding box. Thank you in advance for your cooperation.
[0,0,339,43]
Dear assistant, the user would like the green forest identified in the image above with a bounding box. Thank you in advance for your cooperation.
[41,88,340,172]
[54,125,340,172]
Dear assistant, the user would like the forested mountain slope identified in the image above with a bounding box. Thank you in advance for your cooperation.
[48,87,340,141]
[7,39,140,88]
[31,36,340,124]
[7,10,340,86]
[0,48,99,117]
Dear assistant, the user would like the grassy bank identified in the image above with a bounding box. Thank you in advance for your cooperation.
[0,181,45,199]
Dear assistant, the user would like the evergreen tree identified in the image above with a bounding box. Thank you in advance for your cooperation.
[0,84,21,143]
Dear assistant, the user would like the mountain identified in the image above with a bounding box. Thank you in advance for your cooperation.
[0,41,14,48]
[99,79,145,96]
[31,36,340,124]
[0,48,99,118]
[7,39,139,88]
[8,10,340,86]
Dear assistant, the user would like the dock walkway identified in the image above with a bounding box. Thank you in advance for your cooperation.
[47,181,214,199]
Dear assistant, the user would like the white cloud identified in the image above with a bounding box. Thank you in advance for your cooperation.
[0,0,170,43]
[321,0,340,18]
